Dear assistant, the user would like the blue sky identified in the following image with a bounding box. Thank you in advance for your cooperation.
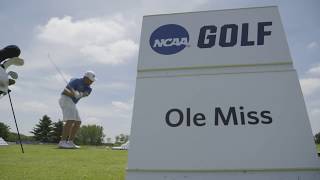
[0,0,319,140]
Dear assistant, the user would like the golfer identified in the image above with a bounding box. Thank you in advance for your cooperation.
[58,71,96,149]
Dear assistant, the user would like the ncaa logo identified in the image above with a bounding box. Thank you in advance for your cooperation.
[149,24,189,55]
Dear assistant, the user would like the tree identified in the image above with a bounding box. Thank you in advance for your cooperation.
[106,138,112,143]
[115,135,120,143]
[75,125,105,145]
[50,120,63,143]
[114,134,129,146]
[7,132,34,142]
[30,115,53,142]
[315,132,320,144]
[0,122,10,140]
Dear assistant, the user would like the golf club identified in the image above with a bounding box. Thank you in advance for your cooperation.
[47,53,69,85]
[8,90,24,153]
[47,53,75,94]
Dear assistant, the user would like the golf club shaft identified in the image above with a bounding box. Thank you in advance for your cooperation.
[47,53,75,94]
[8,91,24,153]
[47,53,69,85]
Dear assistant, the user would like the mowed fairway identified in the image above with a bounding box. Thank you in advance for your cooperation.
[0,144,128,180]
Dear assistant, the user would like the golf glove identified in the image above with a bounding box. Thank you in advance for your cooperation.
[73,90,84,99]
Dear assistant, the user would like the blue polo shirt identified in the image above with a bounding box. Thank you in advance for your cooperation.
[64,78,92,104]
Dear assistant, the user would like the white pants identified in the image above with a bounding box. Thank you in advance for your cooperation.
[59,95,81,122]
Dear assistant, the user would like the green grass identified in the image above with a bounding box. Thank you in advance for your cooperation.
[0,144,128,180]
[1,144,319,180]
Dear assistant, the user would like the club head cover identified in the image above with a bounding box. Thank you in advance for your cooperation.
[0,68,9,94]
[8,79,16,85]
[8,71,18,79]
[3,57,24,70]
[0,45,21,62]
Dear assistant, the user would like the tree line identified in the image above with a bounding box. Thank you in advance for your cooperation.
[0,115,129,146]
[1,116,320,146]
[0,122,33,142]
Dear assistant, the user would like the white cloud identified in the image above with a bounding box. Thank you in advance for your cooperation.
[9,100,52,114]
[139,0,209,14]
[37,16,125,46]
[307,41,320,49]
[112,100,132,112]
[80,39,138,65]
[36,15,138,65]
[38,73,72,88]
[311,108,320,116]
[302,64,320,134]
[307,64,320,76]
[300,78,320,96]
[83,117,102,125]
[308,108,320,134]
[79,98,133,120]
[23,101,49,110]
[95,82,130,91]
[78,98,133,138]
[301,64,320,97]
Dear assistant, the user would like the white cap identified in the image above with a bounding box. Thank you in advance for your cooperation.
[84,70,96,82]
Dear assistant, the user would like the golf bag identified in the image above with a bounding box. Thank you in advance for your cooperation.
[0,45,24,98]
[0,45,25,153]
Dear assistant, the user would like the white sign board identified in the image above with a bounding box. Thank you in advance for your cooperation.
[127,6,320,180]
[138,6,291,70]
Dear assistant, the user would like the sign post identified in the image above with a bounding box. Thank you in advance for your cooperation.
[126,6,320,179]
